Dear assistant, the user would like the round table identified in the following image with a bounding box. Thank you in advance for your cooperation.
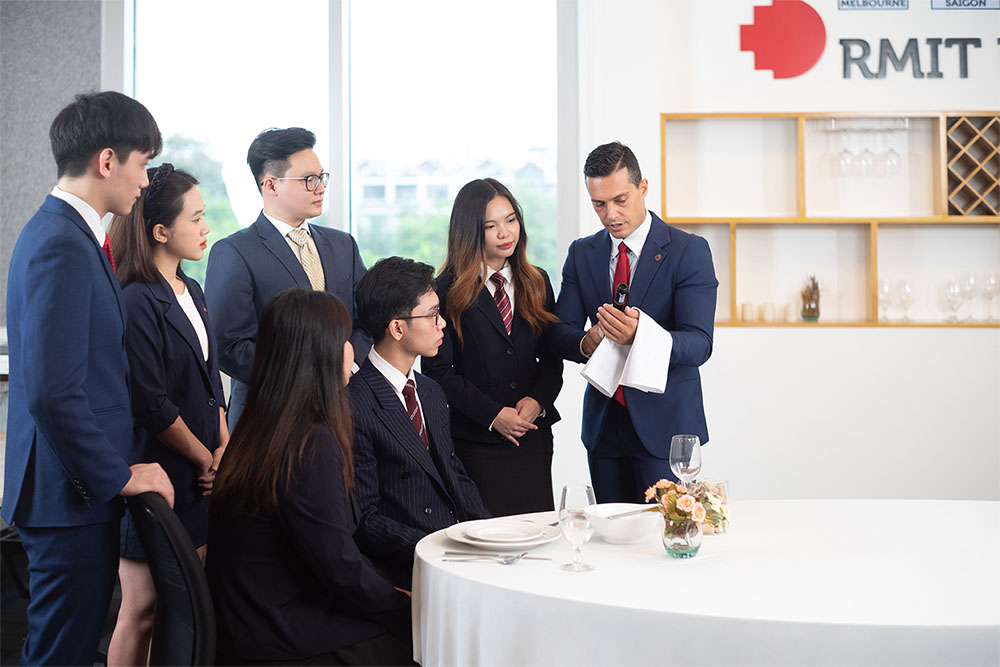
[412,500,1000,666]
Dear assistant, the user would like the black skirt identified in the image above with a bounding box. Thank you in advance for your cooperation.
[453,427,555,517]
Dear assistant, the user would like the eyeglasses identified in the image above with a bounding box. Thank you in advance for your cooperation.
[267,172,330,191]
[396,308,441,326]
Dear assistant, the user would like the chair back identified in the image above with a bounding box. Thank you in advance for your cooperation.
[129,492,215,666]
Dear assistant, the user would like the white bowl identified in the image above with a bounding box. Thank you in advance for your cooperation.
[584,503,660,544]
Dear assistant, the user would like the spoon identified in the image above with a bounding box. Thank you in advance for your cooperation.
[442,552,528,565]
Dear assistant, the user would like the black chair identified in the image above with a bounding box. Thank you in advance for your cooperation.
[128,492,215,666]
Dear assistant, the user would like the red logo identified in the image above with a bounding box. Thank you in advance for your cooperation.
[740,0,827,79]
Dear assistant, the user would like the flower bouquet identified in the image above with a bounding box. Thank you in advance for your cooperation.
[644,480,729,558]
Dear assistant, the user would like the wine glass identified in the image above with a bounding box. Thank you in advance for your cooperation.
[877,278,892,322]
[960,273,978,322]
[944,280,963,323]
[837,132,854,178]
[982,272,999,322]
[558,484,596,572]
[669,434,702,490]
[893,279,915,322]
[857,132,875,178]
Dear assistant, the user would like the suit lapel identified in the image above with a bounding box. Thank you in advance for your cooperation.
[584,232,613,307]
[309,224,337,288]
[152,273,213,389]
[253,212,311,287]
[475,284,511,340]
[360,363,447,489]
[629,213,672,307]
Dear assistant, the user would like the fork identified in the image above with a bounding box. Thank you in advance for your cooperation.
[442,552,528,564]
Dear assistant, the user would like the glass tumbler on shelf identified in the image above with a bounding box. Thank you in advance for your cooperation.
[558,484,597,572]
[893,280,915,322]
[669,434,702,491]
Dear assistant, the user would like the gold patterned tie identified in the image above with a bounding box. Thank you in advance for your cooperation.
[287,227,326,291]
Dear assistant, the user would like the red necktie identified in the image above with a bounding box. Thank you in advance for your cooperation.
[402,379,428,449]
[612,242,629,406]
[102,235,116,274]
[490,273,512,335]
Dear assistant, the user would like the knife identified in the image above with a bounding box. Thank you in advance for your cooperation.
[443,551,552,560]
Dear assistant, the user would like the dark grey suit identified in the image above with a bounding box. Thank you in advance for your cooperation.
[205,212,370,428]
[349,360,490,589]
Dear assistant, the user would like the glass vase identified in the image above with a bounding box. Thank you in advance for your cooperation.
[662,519,702,559]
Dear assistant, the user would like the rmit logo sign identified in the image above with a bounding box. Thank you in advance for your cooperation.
[740,0,994,79]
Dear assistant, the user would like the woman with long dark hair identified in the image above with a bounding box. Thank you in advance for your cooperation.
[106,164,228,666]
[208,288,411,665]
[422,178,563,516]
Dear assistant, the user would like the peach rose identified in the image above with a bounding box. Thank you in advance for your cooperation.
[676,494,696,513]
[692,503,706,523]
[644,487,656,502]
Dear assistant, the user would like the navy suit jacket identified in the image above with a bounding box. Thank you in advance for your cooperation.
[2,195,133,527]
[122,271,226,507]
[422,269,562,445]
[204,212,370,425]
[349,360,490,588]
[550,211,718,457]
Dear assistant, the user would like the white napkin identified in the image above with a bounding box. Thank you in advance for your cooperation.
[581,310,672,397]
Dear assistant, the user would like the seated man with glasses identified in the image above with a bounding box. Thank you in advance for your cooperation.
[206,127,370,429]
[350,257,490,590]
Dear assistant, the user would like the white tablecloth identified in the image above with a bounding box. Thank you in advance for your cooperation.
[412,500,1000,666]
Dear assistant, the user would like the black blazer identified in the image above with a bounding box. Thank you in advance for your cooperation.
[206,426,409,663]
[422,269,563,445]
[122,271,226,507]
[349,360,490,588]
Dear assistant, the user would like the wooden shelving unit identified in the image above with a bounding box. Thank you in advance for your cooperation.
[660,112,1000,328]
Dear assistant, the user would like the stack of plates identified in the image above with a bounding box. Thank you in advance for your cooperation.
[446,518,560,551]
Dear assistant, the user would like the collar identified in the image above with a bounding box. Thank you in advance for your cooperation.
[51,186,105,244]
[483,261,513,285]
[368,346,417,394]
[262,212,309,238]
[614,209,652,258]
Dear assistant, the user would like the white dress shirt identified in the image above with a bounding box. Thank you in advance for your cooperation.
[174,284,210,362]
[50,186,105,245]
[608,209,652,288]
[368,347,426,427]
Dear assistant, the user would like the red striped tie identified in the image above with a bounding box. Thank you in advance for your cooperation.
[490,273,512,335]
[402,379,428,448]
[613,242,629,406]
[102,235,116,274]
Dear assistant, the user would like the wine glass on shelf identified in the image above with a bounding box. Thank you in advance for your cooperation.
[558,484,597,572]
[858,131,875,178]
[837,132,854,178]
[960,273,979,322]
[877,278,892,323]
[669,434,702,491]
[982,272,999,322]
[893,279,915,323]
[944,280,963,323]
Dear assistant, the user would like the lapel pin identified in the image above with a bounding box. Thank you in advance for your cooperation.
[654,253,662,262]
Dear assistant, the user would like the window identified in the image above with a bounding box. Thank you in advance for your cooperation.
[133,0,330,286]
[363,185,386,202]
[349,0,558,276]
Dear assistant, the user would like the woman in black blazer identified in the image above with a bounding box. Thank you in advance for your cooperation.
[106,165,228,666]
[208,288,411,665]
[423,178,563,516]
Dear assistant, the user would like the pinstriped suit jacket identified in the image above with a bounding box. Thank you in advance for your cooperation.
[349,360,490,588]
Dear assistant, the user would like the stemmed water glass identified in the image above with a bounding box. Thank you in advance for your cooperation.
[877,278,892,322]
[669,434,702,491]
[558,484,596,572]
[944,280,963,323]
[893,280,915,322]
[960,273,979,322]
[982,272,999,322]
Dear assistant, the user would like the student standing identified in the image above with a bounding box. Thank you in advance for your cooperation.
[423,178,563,516]
[2,91,173,665]
[105,164,228,666]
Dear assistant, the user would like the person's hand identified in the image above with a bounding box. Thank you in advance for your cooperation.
[515,396,543,424]
[581,324,604,356]
[394,587,412,597]
[121,462,175,508]
[596,304,640,345]
[195,448,215,496]
[209,444,227,474]
[492,406,538,446]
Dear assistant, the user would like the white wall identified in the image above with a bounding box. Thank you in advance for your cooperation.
[549,0,1000,501]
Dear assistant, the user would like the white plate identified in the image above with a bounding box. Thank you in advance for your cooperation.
[465,521,544,543]
[446,519,561,551]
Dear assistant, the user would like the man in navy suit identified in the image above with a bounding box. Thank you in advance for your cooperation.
[3,91,174,665]
[350,257,490,589]
[551,142,718,504]
[205,127,369,429]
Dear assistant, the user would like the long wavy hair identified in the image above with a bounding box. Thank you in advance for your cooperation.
[440,178,556,346]
[212,288,355,515]
[107,163,198,287]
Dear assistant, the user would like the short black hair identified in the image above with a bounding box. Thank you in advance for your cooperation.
[247,127,316,192]
[49,91,162,178]
[355,257,436,344]
[583,141,642,188]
